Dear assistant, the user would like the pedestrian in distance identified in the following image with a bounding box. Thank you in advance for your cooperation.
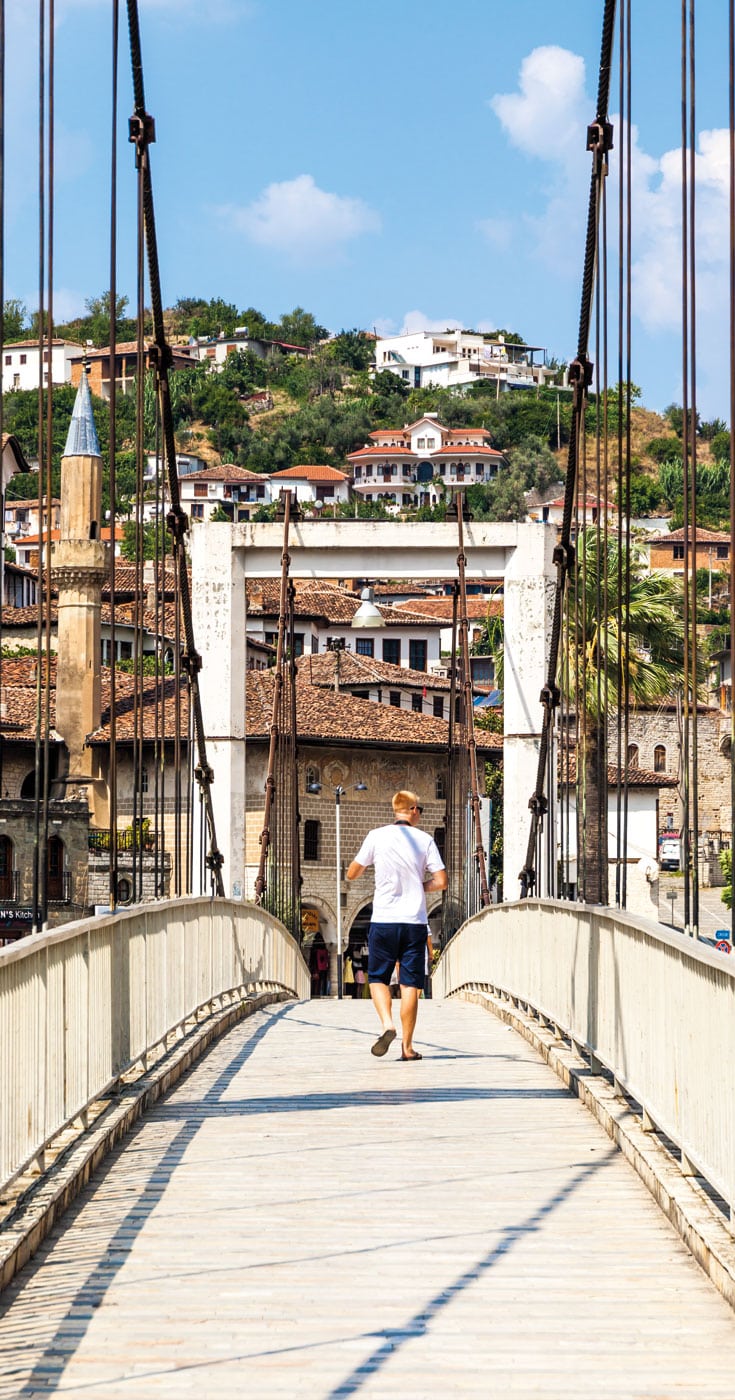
[347,789,447,1060]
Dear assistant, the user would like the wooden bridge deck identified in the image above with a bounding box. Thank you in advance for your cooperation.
[2,998,735,1398]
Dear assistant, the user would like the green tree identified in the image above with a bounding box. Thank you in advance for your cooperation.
[121,519,170,562]
[327,329,374,371]
[274,307,328,347]
[3,298,29,340]
[508,435,559,493]
[565,532,685,903]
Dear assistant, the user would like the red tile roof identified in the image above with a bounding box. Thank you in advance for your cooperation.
[648,527,730,545]
[246,671,501,751]
[246,580,442,628]
[394,596,502,621]
[269,465,347,481]
[183,465,265,483]
[430,445,504,458]
[296,650,453,691]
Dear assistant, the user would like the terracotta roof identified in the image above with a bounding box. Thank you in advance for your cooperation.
[446,428,492,439]
[269,465,347,481]
[0,605,57,626]
[89,672,189,743]
[102,564,178,599]
[347,446,416,459]
[6,497,60,509]
[404,417,449,432]
[429,445,504,458]
[368,431,408,441]
[648,527,730,545]
[394,596,502,621]
[296,650,453,691]
[246,580,442,629]
[18,526,123,545]
[561,754,678,788]
[246,671,501,752]
[2,338,82,349]
[1,436,33,474]
[183,464,265,483]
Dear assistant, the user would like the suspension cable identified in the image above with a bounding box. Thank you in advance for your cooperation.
[108,0,119,910]
[126,0,224,892]
[254,490,293,904]
[456,494,490,908]
[519,0,617,898]
[722,0,728,952]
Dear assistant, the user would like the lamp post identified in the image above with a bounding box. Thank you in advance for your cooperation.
[307,779,367,997]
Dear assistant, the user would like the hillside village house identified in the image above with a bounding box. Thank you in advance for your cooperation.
[246,580,443,671]
[70,340,194,400]
[268,464,350,509]
[646,526,730,576]
[5,497,61,545]
[373,330,551,393]
[2,338,83,390]
[180,464,269,522]
[348,415,505,512]
[191,330,310,367]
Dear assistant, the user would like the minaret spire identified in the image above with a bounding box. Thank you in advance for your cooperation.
[51,367,110,815]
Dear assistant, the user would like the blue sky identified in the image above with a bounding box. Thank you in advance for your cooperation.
[5,0,735,417]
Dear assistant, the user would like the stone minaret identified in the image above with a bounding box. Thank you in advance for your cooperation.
[51,370,109,800]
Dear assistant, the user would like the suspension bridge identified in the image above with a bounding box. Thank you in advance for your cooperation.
[2,0,735,1394]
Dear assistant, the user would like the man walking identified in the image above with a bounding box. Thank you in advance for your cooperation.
[347,790,447,1060]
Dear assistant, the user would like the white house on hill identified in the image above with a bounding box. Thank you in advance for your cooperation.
[374,329,550,393]
[348,415,505,511]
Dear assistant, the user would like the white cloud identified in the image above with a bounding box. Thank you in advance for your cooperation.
[400,310,463,334]
[490,46,587,164]
[475,217,512,251]
[220,175,381,261]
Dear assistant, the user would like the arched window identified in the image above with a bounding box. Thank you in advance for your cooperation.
[0,834,14,900]
[305,765,320,793]
[47,835,64,901]
[654,744,666,773]
[435,773,446,800]
[20,770,36,799]
[627,743,639,768]
[117,876,133,905]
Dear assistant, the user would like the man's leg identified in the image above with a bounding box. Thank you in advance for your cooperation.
[399,986,420,1056]
[370,980,394,1031]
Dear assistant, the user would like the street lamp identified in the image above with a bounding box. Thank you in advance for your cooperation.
[307,779,367,997]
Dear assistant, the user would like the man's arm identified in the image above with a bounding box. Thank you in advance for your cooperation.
[346,860,365,881]
[424,868,448,893]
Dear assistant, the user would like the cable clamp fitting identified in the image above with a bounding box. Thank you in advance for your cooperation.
[148,341,174,376]
[540,683,560,713]
[586,118,614,175]
[194,762,215,787]
[128,111,156,168]
[181,649,202,678]
[528,793,548,818]
[552,540,576,575]
[166,507,189,542]
[205,849,224,873]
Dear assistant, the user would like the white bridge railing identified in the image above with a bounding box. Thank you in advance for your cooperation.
[434,900,735,1216]
[0,898,310,1194]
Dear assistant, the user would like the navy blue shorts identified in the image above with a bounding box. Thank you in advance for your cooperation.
[368,922,427,989]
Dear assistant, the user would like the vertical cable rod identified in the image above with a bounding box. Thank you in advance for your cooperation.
[108,0,119,909]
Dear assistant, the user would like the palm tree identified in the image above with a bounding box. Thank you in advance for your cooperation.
[563,531,686,904]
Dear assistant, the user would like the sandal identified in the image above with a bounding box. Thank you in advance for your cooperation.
[400,1049,422,1061]
[371,1028,397,1057]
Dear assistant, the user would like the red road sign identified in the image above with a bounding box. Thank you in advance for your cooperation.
[715,940,731,954]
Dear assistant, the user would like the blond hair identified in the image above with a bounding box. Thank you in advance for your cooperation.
[392,789,419,815]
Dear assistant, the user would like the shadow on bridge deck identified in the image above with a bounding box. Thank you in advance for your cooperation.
[2,999,735,1398]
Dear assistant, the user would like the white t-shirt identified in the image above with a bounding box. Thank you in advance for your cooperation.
[353,822,444,924]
